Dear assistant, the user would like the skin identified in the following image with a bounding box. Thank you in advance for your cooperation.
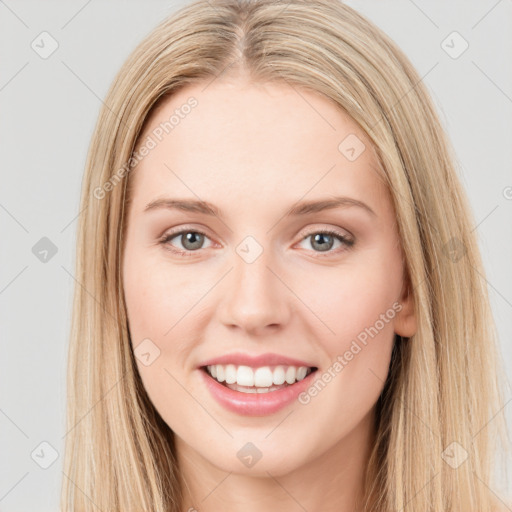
[122,77,417,512]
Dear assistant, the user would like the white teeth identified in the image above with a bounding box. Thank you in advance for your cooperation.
[237,365,254,386]
[216,365,225,383]
[285,366,296,384]
[273,365,286,385]
[205,364,313,387]
[254,367,273,387]
[225,364,237,384]
[296,366,307,381]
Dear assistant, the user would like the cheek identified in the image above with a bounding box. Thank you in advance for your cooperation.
[123,253,200,343]
[295,251,401,402]
[123,253,215,394]
[297,254,402,348]
[122,254,204,424]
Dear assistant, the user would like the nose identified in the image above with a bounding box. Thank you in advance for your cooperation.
[217,247,291,335]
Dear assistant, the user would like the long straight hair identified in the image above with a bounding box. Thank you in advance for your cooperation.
[61,1,510,510]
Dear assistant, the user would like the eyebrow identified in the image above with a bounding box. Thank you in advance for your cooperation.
[144,196,376,218]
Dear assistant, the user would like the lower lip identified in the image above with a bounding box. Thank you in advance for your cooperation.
[199,368,317,416]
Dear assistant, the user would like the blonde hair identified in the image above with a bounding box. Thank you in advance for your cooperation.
[61,0,510,510]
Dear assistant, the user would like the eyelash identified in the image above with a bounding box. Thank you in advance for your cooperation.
[159,227,355,258]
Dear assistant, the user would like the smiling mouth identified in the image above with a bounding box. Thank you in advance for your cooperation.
[201,365,318,394]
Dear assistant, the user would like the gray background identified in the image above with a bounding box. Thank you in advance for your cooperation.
[1,1,511,510]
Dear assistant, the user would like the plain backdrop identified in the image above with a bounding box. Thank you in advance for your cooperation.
[1,1,511,510]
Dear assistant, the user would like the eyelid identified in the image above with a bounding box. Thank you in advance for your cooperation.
[298,224,352,240]
[160,224,214,241]
[160,225,215,244]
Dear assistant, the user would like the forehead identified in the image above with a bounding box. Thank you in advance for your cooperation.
[129,79,390,215]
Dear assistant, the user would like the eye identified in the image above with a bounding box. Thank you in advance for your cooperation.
[160,228,213,256]
[159,227,355,257]
[297,229,354,256]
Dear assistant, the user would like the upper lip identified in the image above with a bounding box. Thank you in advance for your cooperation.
[198,352,317,369]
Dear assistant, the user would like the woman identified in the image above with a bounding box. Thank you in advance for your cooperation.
[61,0,510,510]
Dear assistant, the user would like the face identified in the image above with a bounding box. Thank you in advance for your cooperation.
[122,78,416,478]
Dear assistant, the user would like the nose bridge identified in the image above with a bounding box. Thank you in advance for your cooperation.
[218,235,290,333]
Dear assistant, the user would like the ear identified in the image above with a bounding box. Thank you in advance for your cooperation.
[394,273,417,338]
